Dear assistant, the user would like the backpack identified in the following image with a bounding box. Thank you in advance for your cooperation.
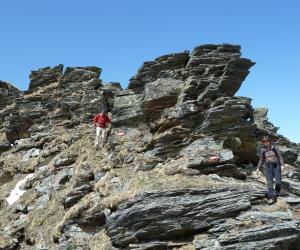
[262,145,280,162]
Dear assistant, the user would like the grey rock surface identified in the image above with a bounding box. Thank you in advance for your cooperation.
[106,188,251,247]
[0,43,299,250]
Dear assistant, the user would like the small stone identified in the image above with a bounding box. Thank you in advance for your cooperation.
[209,174,222,181]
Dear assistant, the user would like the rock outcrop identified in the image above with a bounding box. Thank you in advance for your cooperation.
[107,188,252,247]
[0,80,21,110]
[0,44,299,250]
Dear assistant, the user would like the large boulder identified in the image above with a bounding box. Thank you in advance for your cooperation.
[143,78,184,113]
[106,188,251,247]
[128,44,255,100]
[4,95,47,141]
[179,137,248,179]
[128,51,189,90]
[59,66,102,89]
[185,44,255,101]
[209,210,300,250]
[112,90,145,126]
[197,97,257,162]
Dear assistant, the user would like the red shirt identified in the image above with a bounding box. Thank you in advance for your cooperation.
[93,113,111,128]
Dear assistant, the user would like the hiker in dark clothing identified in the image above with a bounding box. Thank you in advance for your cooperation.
[256,136,285,205]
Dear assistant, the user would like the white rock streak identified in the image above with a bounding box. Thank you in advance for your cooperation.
[6,173,34,205]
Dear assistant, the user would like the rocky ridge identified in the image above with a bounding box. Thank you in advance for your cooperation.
[0,44,299,250]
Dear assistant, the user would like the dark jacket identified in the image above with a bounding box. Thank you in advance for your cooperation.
[258,144,284,169]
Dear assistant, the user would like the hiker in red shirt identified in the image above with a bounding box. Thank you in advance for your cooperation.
[93,111,112,149]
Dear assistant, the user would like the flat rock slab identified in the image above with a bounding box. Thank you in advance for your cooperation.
[218,222,299,250]
[106,188,251,247]
[282,178,300,196]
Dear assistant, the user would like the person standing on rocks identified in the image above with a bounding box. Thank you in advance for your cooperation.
[256,136,285,205]
[93,110,112,149]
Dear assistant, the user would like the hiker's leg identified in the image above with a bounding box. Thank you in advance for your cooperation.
[266,164,275,199]
[98,128,102,147]
[101,128,106,147]
[274,163,282,196]
[102,129,107,146]
[95,127,100,147]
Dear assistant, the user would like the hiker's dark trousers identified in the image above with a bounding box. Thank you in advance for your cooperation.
[266,162,281,199]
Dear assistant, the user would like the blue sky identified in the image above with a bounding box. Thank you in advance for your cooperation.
[0,0,299,142]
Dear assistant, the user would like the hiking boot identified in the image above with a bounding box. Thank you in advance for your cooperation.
[275,185,281,198]
[267,198,276,205]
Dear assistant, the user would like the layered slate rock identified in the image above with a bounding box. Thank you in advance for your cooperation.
[29,64,63,91]
[4,95,49,141]
[1,43,299,250]
[253,107,279,138]
[1,64,108,142]
[128,44,255,99]
[185,44,255,101]
[143,78,184,113]
[176,137,247,179]
[112,90,145,126]
[59,66,102,87]
[63,164,94,208]
[128,51,189,90]
[0,142,10,154]
[203,210,300,250]
[198,97,257,162]
[219,223,299,250]
[114,44,255,125]
[0,80,21,110]
[112,44,257,165]
[106,188,251,247]
[282,178,300,196]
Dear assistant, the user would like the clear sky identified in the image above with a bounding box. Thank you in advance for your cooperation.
[0,0,299,142]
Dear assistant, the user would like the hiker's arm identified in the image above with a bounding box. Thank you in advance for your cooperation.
[107,115,112,125]
[275,147,285,166]
[257,151,264,171]
[92,116,97,128]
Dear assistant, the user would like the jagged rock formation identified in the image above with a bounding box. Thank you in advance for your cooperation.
[0,44,299,250]
[0,80,21,109]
